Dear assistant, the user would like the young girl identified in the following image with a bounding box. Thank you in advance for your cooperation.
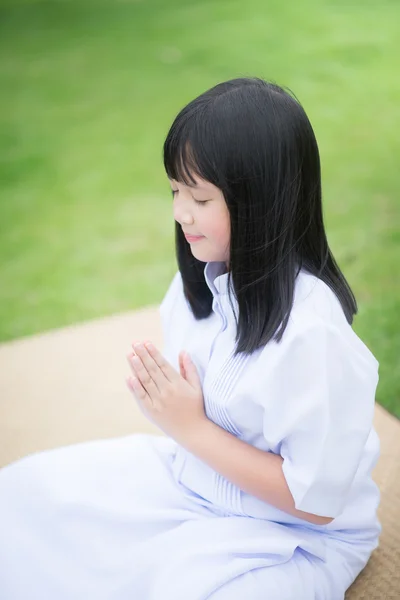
[0,78,380,600]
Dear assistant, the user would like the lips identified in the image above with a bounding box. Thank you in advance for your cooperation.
[184,233,204,242]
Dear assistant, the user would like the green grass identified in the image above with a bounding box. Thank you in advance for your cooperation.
[0,0,399,416]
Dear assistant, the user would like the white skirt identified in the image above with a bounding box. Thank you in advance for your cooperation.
[0,434,372,599]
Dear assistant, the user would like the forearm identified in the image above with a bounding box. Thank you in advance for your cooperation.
[182,419,333,526]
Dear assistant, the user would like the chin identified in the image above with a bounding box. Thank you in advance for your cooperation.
[190,251,210,263]
[191,251,225,264]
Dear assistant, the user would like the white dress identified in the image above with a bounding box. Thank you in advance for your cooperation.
[0,262,380,600]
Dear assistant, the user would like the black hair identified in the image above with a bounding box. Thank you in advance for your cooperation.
[163,77,357,355]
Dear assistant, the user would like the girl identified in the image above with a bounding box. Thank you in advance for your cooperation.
[0,78,380,599]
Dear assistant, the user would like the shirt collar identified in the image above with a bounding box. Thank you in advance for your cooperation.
[204,261,230,297]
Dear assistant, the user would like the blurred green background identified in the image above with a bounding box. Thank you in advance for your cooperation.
[0,0,399,416]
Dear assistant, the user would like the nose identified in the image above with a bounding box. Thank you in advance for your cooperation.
[173,194,194,226]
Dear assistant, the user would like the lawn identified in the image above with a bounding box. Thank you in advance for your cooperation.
[0,0,399,416]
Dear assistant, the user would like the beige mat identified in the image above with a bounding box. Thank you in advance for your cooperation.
[0,308,399,597]
[346,405,400,599]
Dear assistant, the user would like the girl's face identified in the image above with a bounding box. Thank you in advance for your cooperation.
[170,175,231,266]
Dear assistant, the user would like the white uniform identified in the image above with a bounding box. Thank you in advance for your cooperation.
[0,261,380,599]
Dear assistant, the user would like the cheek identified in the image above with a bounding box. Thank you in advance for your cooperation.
[209,222,230,246]
[204,205,230,246]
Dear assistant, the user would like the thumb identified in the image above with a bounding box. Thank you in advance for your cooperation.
[179,351,186,379]
[182,352,201,388]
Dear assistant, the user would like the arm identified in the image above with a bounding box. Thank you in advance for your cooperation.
[182,419,334,526]
[128,327,375,526]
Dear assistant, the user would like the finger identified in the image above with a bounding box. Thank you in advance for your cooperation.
[127,353,159,400]
[126,375,146,400]
[126,376,155,415]
[142,342,179,383]
[179,352,186,379]
[132,343,170,389]
[130,340,142,357]
[182,352,202,388]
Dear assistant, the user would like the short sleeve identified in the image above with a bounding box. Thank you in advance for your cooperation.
[258,322,379,518]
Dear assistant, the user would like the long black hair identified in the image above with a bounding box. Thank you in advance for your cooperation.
[163,77,357,355]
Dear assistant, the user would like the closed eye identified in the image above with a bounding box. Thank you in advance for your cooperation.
[171,189,209,205]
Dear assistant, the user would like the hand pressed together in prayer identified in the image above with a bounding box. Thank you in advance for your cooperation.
[126,341,208,444]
